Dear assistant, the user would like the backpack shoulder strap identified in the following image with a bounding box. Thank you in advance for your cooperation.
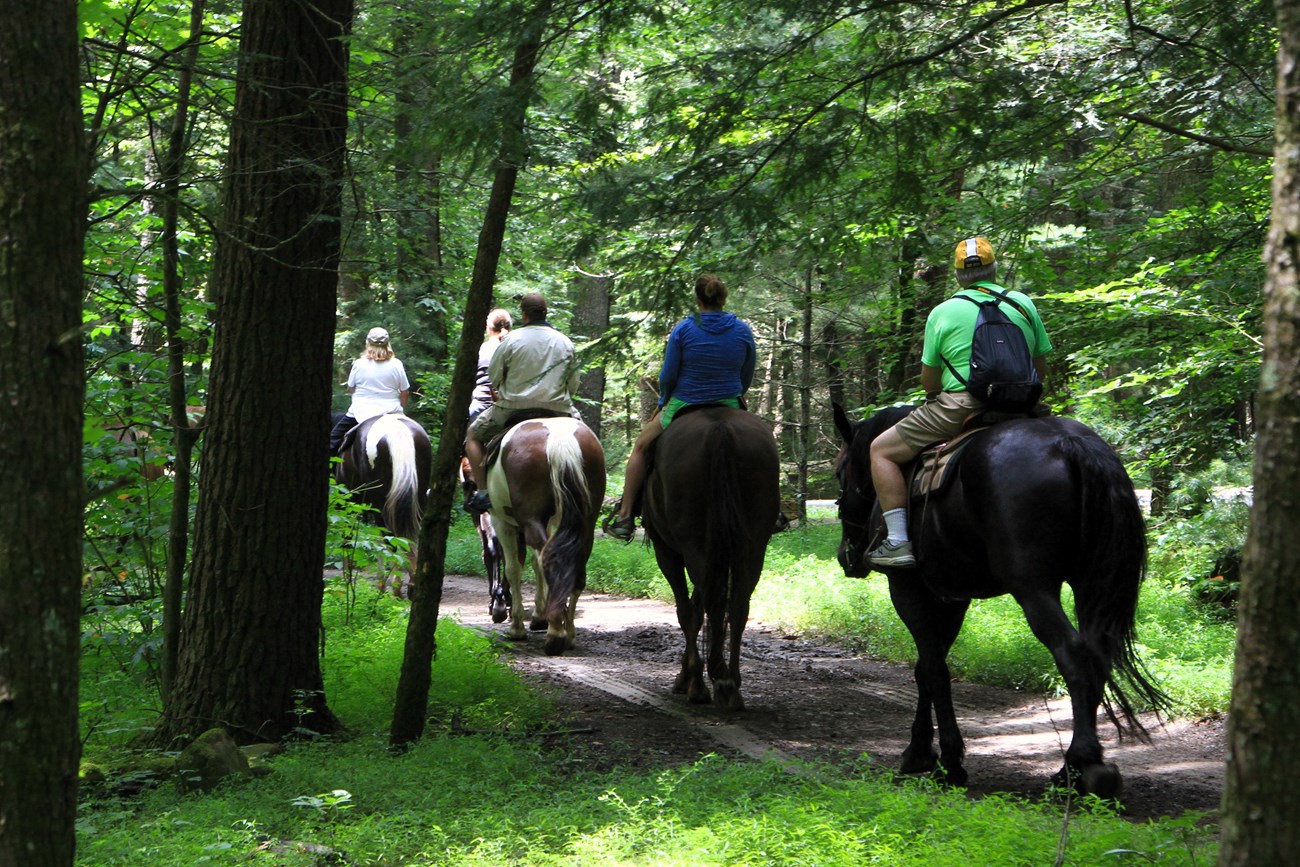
[970,282,1032,320]
[937,292,987,385]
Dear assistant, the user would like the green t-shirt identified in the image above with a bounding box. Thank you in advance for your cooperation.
[920,283,1053,393]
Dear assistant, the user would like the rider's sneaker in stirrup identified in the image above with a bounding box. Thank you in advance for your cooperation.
[604,515,636,541]
[868,538,915,567]
[464,490,492,514]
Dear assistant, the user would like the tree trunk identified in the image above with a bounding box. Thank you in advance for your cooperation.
[158,0,207,705]
[572,271,611,437]
[1219,1,1300,861]
[391,0,554,748]
[0,3,85,863]
[157,0,353,745]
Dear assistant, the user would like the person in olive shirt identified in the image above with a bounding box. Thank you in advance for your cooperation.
[463,293,581,513]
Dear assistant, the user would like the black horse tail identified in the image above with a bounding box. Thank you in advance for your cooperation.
[1060,433,1170,738]
[379,417,422,539]
[704,418,747,626]
[539,427,592,619]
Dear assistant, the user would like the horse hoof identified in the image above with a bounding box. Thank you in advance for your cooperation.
[529,617,548,632]
[687,684,711,705]
[899,747,938,776]
[543,636,567,656]
[490,605,508,624]
[1080,764,1123,801]
[715,690,745,713]
[934,763,968,788]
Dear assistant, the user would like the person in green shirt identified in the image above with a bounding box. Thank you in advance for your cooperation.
[867,237,1052,567]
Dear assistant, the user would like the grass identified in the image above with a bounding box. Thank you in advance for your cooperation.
[77,588,1220,866]
[74,503,1232,865]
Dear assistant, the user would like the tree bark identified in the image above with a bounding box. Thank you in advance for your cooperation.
[391,0,554,748]
[1219,0,1300,860]
[0,2,85,863]
[157,0,207,705]
[157,0,353,745]
[573,271,611,437]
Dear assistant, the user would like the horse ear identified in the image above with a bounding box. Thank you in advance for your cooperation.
[832,402,854,444]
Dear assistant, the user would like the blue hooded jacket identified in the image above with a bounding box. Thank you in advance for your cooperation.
[658,311,756,407]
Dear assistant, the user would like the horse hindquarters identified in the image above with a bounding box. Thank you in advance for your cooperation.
[537,425,602,656]
[1058,433,1167,736]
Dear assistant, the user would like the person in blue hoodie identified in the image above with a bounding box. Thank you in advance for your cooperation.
[605,273,757,540]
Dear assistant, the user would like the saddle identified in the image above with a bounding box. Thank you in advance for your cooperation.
[482,408,572,472]
[907,405,1049,501]
[624,401,742,518]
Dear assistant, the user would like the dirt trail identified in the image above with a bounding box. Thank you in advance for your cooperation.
[437,573,1225,822]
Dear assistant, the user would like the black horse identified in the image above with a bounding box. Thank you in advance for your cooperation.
[832,403,1167,797]
[642,407,781,712]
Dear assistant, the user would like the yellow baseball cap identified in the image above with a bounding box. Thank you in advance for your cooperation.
[954,237,995,270]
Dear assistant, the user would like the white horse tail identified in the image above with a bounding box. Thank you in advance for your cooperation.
[542,420,591,605]
[368,414,421,538]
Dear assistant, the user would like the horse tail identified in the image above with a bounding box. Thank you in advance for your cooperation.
[703,418,747,623]
[375,416,422,539]
[1059,432,1170,737]
[540,425,592,613]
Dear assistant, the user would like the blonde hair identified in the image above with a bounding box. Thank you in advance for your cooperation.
[487,308,513,336]
[364,342,395,363]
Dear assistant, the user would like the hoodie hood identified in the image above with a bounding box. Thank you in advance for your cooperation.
[694,311,740,334]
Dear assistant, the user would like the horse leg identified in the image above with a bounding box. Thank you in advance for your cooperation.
[1017,591,1118,798]
[713,558,759,713]
[480,515,510,624]
[655,547,706,702]
[890,578,970,786]
[529,552,549,633]
[497,523,528,641]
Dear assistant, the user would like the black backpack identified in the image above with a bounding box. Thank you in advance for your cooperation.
[940,283,1043,412]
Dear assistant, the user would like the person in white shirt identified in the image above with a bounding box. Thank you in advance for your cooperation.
[329,327,411,454]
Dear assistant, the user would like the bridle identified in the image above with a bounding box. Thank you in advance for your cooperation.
[834,447,875,557]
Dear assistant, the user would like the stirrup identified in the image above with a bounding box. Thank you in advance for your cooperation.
[464,490,492,515]
[603,514,636,541]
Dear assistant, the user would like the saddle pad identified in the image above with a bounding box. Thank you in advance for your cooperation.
[909,428,982,500]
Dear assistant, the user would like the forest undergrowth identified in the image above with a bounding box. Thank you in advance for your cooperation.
[75,498,1233,865]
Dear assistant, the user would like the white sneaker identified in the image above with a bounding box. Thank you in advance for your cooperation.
[868,539,915,567]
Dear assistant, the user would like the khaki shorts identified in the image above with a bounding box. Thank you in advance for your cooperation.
[892,391,980,452]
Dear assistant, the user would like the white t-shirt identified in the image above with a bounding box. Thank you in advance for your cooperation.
[347,357,410,422]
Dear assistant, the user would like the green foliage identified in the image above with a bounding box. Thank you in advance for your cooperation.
[77,609,1218,867]
[1146,458,1252,614]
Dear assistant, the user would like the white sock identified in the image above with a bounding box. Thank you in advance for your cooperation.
[883,508,909,544]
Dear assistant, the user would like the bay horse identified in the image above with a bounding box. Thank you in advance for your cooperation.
[832,402,1168,797]
[336,413,432,575]
[485,416,605,655]
[642,407,780,712]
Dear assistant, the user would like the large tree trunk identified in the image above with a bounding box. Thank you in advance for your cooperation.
[0,3,85,863]
[391,0,553,748]
[157,0,353,745]
[1219,1,1300,861]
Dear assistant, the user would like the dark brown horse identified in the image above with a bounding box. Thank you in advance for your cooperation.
[485,416,605,656]
[832,402,1167,796]
[642,407,780,712]
[336,413,432,543]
